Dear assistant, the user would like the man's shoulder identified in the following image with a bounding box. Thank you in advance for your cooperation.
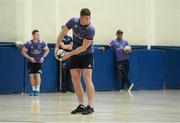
[110,39,116,43]
[39,40,46,43]
[122,39,128,43]
[24,40,32,45]
[39,40,47,47]
[70,17,79,23]
[87,24,95,30]
[86,24,95,33]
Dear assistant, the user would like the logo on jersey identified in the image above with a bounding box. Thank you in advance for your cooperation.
[88,64,92,68]
[74,25,77,28]
[73,32,83,40]
[30,45,42,54]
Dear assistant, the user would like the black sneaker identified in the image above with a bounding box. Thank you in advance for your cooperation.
[82,105,94,115]
[71,104,86,114]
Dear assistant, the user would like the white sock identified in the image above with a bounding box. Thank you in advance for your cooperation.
[36,85,40,92]
[32,86,36,91]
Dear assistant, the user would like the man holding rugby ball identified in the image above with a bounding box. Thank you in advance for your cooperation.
[99,29,134,92]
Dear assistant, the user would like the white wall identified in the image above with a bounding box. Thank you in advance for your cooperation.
[0,0,180,46]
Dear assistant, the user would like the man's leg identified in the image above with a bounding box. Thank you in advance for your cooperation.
[82,69,94,107]
[34,73,41,94]
[121,68,126,90]
[124,61,134,92]
[33,63,42,96]
[28,62,36,95]
[124,61,131,88]
[117,63,125,90]
[71,69,86,114]
[82,69,95,115]
[29,74,36,96]
[71,69,83,104]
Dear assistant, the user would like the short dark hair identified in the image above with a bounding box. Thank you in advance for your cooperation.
[80,8,91,16]
[32,29,39,35]
[116,29,123,35]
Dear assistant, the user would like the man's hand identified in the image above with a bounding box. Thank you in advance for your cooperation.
[29,57,36,63]
[61,52,71,61]
[124,50,132,54]
[40,57,45,63]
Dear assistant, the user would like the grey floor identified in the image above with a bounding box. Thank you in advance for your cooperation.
[0,90,179,122]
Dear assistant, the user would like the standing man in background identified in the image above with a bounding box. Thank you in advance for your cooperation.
[21,30,49,96]
[99,30,134,92]
[59,25,73,92]
[55,8,95,115]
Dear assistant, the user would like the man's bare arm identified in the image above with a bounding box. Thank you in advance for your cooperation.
[62,39,92,60]
[21,47,30,59]
[43,46,50,58]
[21,47,36,63]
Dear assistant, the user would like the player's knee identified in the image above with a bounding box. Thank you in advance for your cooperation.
[29,74,35,77]
[83,76,92,84]
[71,76,80,82]
[34,73,40,79]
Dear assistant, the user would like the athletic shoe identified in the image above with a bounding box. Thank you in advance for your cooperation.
[128,83,134,92]
[34,91,40,96]
[29,92,34,96]
[82,105,94,115]
[71,104,86,114]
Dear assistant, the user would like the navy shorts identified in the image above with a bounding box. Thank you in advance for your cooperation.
[70,54,94,69]
[27,62,42,74]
